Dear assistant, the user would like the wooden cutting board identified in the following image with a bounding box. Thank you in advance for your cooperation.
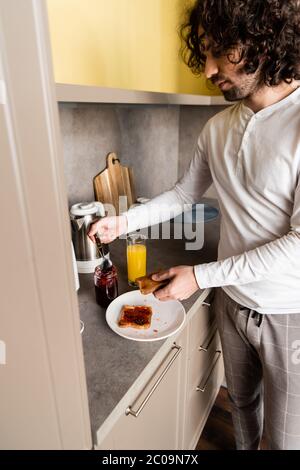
[93,152,136,215]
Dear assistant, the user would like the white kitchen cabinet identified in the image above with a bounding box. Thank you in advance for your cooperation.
[97,333,187,450]
[96,293,224,450]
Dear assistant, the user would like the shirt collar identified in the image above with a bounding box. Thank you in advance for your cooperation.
[239,85,300,120]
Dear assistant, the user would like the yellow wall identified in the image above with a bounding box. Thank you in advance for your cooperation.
[46,0,220,95]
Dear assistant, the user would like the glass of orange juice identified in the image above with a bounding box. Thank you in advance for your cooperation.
[126,233,147,287]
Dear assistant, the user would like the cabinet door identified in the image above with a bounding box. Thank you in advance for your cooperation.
[98,338,186,450]
[47,0,220,96]
[184,327,224,449]
[0,0,91,449]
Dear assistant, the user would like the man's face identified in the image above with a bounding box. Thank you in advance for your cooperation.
[202,36,262,101]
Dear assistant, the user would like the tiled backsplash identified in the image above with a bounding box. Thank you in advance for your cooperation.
[59,103,226,207]
[116,105,180,199]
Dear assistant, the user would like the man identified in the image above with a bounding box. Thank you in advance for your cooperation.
[89,0,300,450]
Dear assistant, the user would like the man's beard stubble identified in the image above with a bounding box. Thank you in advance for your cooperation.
[213,69,263,102]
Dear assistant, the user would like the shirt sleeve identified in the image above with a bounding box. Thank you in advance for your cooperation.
[124,130,213,233]
[194,176,300,289]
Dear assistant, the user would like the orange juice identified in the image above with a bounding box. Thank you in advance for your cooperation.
[127,244,147,285]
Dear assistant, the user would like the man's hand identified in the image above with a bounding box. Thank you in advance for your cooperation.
[152,266,199,302]
[88,215,128,244]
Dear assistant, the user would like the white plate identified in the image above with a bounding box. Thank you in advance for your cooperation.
[106,290,186,342]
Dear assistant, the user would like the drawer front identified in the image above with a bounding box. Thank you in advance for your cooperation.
[188,303,215,357]
[97,343,183,450]
[184,329,224,449]
[188,326,220,386]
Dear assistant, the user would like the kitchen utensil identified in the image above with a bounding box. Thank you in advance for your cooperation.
[70,201,109,273]
[93,233,118,307]
[93,152,136,215]
[94,233,105,258]
[106,291,185,342]
[94,233,112,271]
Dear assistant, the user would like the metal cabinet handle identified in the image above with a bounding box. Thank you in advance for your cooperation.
[198,327,217,352]
[196,350,222,393]
[126,344,182,418]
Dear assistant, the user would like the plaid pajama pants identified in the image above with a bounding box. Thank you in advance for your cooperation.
[211,287,300,450]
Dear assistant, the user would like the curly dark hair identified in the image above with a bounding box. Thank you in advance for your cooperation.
[180,0,300,86]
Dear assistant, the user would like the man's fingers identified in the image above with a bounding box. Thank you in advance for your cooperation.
[152,269,172,282]
[100,233,113,244]
[88,221,105,242]
[87,225,97,243]
[154,292,172,302]
[154,283,173,301]
[156,296,173,302]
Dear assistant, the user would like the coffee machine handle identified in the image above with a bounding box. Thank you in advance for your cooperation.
[95,201,105,218]
[71,216,85,231]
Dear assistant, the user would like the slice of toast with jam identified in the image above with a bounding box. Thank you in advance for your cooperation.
[118,305,153,329]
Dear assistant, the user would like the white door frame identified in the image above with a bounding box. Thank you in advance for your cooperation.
[0,0,92,449]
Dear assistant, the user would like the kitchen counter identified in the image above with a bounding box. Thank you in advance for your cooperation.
[77,203,220,441]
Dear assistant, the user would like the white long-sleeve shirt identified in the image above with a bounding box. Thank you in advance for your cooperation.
[124,86,300,313]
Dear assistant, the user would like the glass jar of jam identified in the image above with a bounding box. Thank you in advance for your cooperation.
[94,263,118,308]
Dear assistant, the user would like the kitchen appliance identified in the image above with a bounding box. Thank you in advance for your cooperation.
[70,201,109,273]
[93,152,136,215]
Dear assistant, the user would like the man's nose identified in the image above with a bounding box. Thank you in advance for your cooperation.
[204,55,219,79]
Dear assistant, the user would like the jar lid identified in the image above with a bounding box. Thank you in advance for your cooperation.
[70,202,104,217]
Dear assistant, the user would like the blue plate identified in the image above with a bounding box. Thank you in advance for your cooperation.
[202,203,219,222]
[173,203,219,223]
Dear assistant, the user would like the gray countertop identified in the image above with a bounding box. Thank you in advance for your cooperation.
[78,201,220,440]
